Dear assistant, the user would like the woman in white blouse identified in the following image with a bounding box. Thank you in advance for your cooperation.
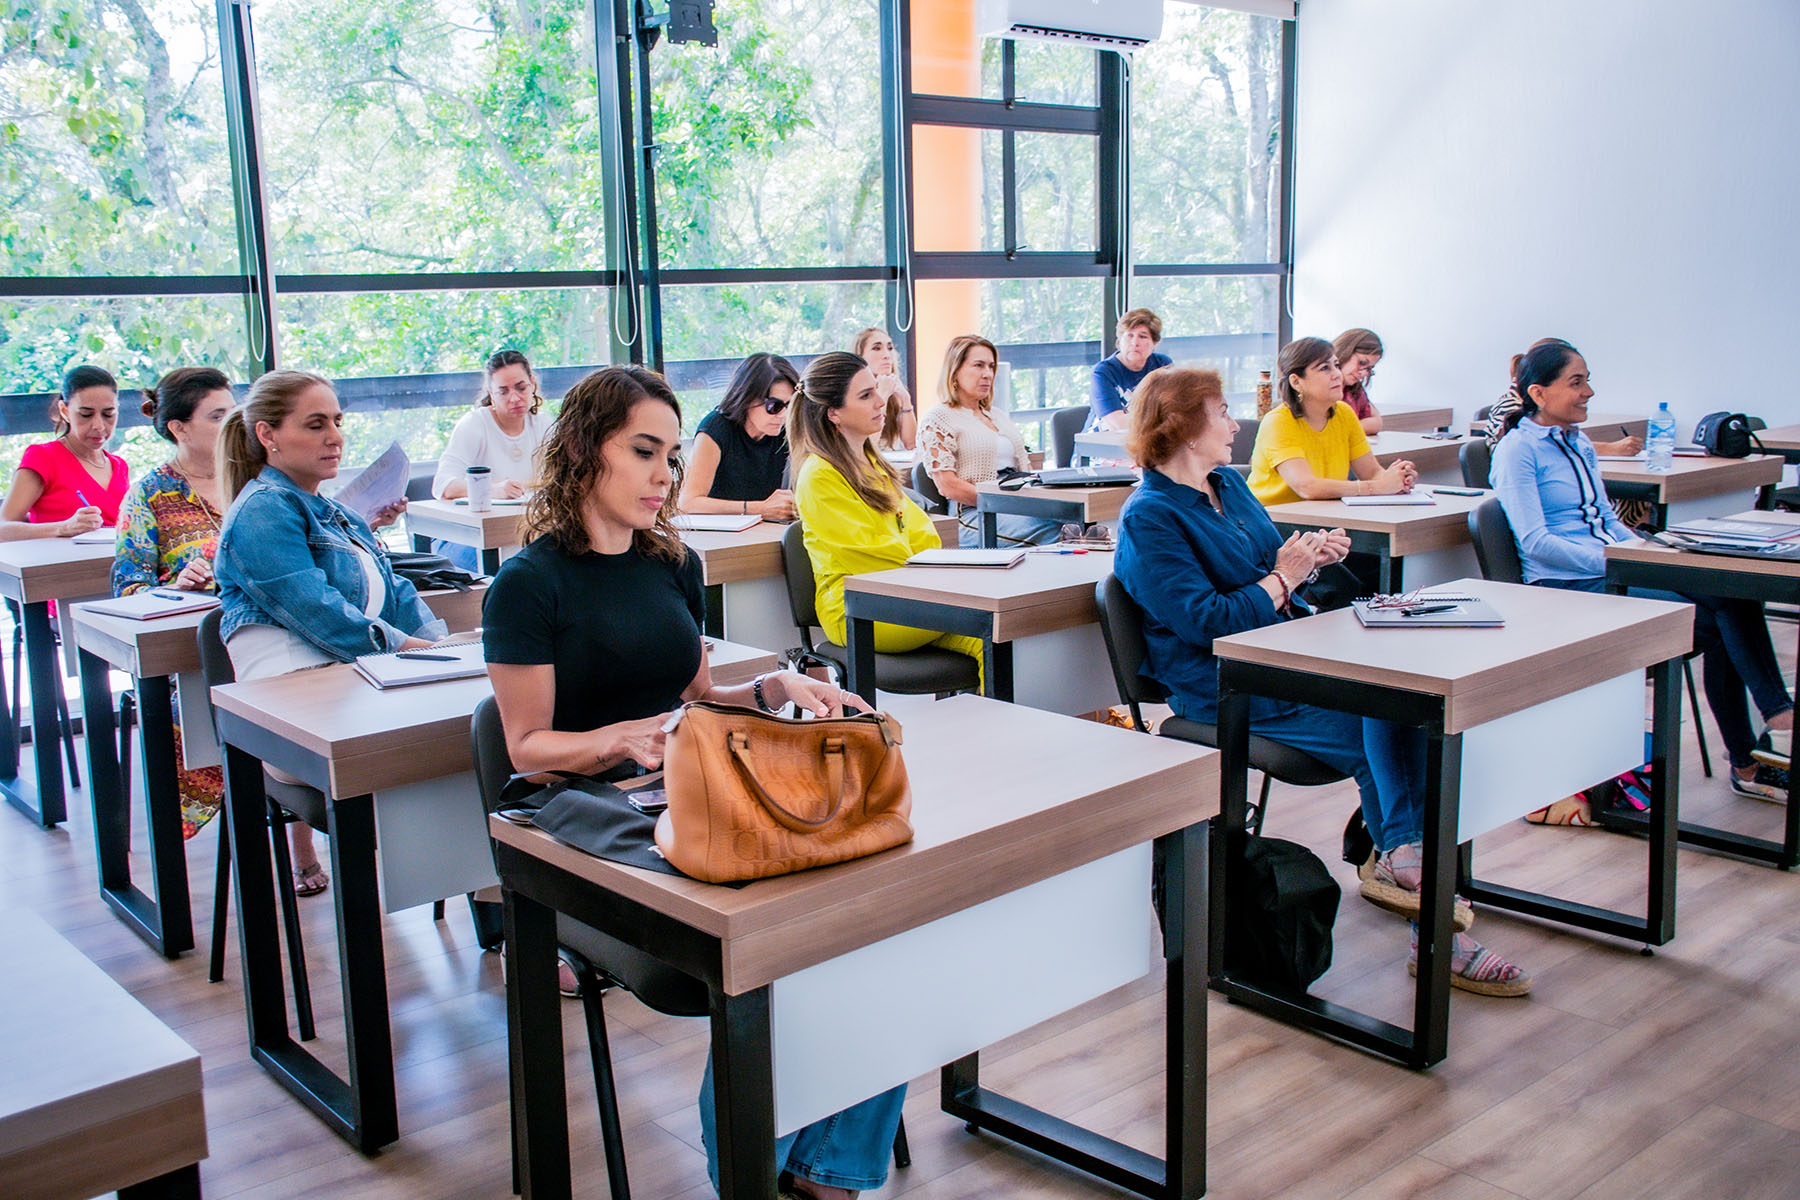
[918,334,1061,548]
[431,348,555,569]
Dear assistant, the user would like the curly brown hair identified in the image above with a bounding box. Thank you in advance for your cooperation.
[1126,366,1220,468]
[521,365,686,561]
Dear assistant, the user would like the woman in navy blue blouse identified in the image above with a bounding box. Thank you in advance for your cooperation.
[1115,365,1529,997]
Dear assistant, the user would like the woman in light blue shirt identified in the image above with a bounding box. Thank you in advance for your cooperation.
[1490,340,1792,801]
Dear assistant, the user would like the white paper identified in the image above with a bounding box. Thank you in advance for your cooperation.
[332,441,410,525]
[73,527,117,544]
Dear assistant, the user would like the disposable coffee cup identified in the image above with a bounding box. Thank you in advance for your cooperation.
[466,465,493,512]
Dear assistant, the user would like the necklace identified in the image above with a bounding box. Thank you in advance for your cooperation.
[64,436,107,472]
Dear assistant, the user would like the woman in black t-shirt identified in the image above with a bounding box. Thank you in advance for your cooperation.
[483,364,902,1200]
[678,351,796,520]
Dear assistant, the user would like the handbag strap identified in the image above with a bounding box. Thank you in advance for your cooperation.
[726,733,848,832]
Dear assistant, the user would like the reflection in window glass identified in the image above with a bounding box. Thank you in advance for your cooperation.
[1,1,237,275]
[255,0,607,274]
[652,0,882,269]
[1016,133,1098,253]
[1126,275,1278,397]
[660,281,886,422]
[1131,5,1284,264]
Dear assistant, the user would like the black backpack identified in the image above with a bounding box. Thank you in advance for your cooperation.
[386,549,483,592]
[1223,831,1340,991]
[1692,412,1763,459]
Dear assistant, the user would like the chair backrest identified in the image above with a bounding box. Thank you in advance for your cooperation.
[1474,404,1492,423]
[1050,405,1087,468]
[197,607,235,690]
[779,520,820,637]
[1094,573,1171,730]
[1468,497,1524,584]
[910,461,949,514]
[468,695,514,821]
[405,463,438,502]
[1459,438,1492,489]
[1231,420,1260,465]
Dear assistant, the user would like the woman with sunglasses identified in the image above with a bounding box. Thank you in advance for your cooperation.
[679,352,797,520]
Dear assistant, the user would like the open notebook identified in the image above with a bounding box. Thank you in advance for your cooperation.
[906,548,1025,568]
[672,514,761,533]
[353,641,488,689]
[73,527,117,545]
[1340,494,1436,507]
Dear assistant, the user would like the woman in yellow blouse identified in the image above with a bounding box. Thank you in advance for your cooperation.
[790,351,983,678]
[1247,337,1418,507]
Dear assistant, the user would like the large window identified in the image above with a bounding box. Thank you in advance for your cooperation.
[1,0,1294,467]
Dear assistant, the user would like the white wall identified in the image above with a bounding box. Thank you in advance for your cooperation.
[1291,0,1800,436]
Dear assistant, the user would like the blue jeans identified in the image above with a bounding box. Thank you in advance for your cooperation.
[1171,694,1427,852]
[698,1056,906,1194]
[956,509,1064,548]
[1537,578,1793,768]
[431,537,481,574]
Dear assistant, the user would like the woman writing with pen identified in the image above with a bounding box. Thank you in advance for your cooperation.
[0,365,130,540]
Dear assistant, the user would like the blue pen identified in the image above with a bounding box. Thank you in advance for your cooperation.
[75,489,91,507]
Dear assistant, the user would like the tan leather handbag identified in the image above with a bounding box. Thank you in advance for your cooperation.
[653,701,913,883]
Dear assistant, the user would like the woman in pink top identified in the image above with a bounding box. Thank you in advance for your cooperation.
[0,365,129,540]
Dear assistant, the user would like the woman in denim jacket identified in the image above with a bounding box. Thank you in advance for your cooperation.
[214,370,441,893]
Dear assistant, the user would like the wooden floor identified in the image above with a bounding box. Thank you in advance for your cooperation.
[7,664,1800,1200]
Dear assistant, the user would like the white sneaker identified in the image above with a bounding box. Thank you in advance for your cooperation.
[1752,727,1791,769]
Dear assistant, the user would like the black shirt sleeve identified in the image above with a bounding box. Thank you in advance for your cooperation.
[676,551,705,629]
[482,551,555,665]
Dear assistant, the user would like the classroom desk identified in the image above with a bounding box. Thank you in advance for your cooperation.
[1378,404,1454,432]
[1465,411,1649,440]
[1748,422,1800,465]
[405,498,525,574]
[1212,578,1690,1068]
[1606,513,1800,868]
[0,538,114,828]
[210,637,777,1151]
[842,552,1118,714]
[494,694,1217,1200]
[1362,430,1466,486]
[68,586,489,960]
[0,912,207,1200]
[1599,454,1783,526]
[682,515,959,650]
[971,480,1134,547]
[1070,427,1129,464]
[1263,487,1488,594]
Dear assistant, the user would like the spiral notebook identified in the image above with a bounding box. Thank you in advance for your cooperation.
[353,641,488,689]
[1351,594,1505,628]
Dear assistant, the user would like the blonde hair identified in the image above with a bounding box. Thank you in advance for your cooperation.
[938,334,998,412]
[788,351,904,513]
[220,370,334,504]
[853,326,909,448]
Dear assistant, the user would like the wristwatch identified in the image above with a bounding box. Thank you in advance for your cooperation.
[752,673,777,713]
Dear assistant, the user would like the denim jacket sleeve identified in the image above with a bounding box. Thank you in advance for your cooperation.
[218,486,415,660]
[1491,432,1607,578]
[1118,495,1280,651]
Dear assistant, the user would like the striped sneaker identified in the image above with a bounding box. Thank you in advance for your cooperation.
[1731,764,1788,803]
[1752,728,1791,770]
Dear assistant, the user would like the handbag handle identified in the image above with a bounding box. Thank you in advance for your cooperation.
[726,733,848,833]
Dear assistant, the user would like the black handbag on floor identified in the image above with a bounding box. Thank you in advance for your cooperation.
[1224,831,1340,992]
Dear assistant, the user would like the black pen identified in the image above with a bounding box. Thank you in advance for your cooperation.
[395,651,458,662]
[1401,604,1459,617]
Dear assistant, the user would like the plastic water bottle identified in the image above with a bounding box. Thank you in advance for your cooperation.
[1646,402,1676,472]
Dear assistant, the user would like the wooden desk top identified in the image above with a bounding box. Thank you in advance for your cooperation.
[1605,510,1800,583]
[682,516,959,587]
[404,498,525,549]
[1263,488,1488,557]
[0,538,116,605]
[491,693,1217,993]
[1756,423,1800,452]
[1599,454,1783,503]
[974,481,1134,523]
[0,912,206,1200]
[1378,404,1453,433]
[844,551,1115,642]
[210,638,780,796]
[70,584,490,679]
[1362,430,1465,474]
[1212,577,1692,735]
[1465,411,1649,439]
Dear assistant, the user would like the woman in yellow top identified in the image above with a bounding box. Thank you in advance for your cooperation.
[791,351,984,679]
[1247,336,1418,507]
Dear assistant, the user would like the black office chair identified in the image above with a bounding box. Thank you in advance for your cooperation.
[195,608,320,1035]
[1094,573,1349,836]
[779,522,979,696]
[467,698,911,1197]
[1468,499,1711,777]
[910,461,950,516]
[1474,404,1493,424]
[1459,439,1492,489]
[1230,421,1260,466]
[404,463,437,502]
[1050,405,1088,468]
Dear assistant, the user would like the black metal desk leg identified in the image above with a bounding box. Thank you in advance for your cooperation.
[1412,730,1462,1071]
[981,510,999,550]
[1647,658,1680,934]
[222,742,294,1053]
[411,533,431,554]
[8,601,65,826]
[118,1162,201,1199]
[847,615,878,706]
[983,638,1014,704]
[0,614,18,789]
[703,583,726,640]
[507,887,570,1200]
[710,985,777,1200]
[1159,821,1208,1200]
[1378,546,1399,594]
[1208,685,1251,981]
[327,794,399,1153]
[482,547,502,576]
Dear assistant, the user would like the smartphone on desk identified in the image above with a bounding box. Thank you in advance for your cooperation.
[626,788,668,816]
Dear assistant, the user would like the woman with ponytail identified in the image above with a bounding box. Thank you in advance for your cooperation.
[0,365,128,541]
[1491,340,1792,809]
[790,351,984,677]
[214,371,447,894]
[1483,339,1642,455]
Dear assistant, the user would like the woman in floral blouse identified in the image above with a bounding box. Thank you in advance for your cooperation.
[113,368,235,841]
